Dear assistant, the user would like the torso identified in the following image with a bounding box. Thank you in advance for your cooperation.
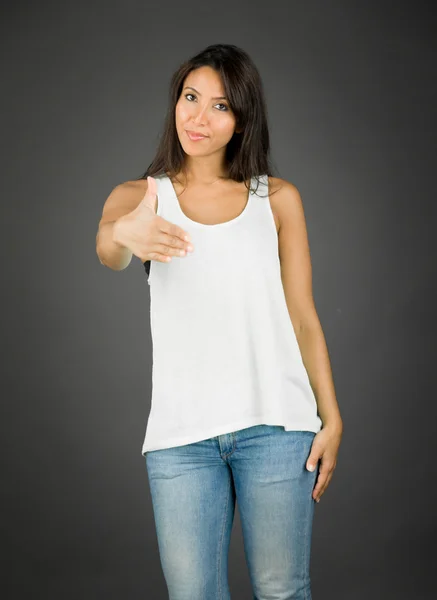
[133,174,283,235]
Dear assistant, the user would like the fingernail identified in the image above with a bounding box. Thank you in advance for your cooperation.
[307,464,315,471]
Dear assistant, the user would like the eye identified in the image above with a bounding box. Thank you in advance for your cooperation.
[184,93,229,112]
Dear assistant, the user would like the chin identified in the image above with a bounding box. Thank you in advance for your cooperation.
[181,141,207,155]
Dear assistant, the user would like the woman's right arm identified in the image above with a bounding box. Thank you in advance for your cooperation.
[96,181,145,271]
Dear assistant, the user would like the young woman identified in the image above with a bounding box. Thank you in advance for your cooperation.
[97,43,343,600]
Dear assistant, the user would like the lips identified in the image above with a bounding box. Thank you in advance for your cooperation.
[186,130,208,140]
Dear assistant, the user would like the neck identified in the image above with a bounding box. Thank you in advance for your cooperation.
[180,158,229,185]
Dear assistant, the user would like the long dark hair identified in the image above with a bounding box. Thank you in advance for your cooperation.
[136,43,280,195]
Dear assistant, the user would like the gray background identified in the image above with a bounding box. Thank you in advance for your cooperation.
[2,0,436,598]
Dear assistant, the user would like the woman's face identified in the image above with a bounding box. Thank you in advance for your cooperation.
[175,66,238,157]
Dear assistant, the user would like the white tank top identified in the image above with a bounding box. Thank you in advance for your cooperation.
[141,173,322,454]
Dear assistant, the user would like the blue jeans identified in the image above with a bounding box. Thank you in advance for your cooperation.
[144,424,320,600]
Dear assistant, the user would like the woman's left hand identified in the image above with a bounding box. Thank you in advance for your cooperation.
[306,423,343,503]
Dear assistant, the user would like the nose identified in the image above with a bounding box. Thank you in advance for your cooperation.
[192,103,208,126]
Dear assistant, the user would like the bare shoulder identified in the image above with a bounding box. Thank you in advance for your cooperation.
[118,178,149,196]
[98,178,148,227]
[127,178,149,193]
[267,176,302,233]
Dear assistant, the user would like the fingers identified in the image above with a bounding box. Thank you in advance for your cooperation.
[149,228,194,263]
[156,242,192,258]
[312,460,335,503]
[157,218,193,249]
[159,218,192,243]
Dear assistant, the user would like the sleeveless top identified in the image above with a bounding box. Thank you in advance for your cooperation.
[141,173,322,454]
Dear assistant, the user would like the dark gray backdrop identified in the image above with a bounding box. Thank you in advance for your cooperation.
[2,0,436,598]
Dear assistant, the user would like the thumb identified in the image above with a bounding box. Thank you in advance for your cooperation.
[141,176,158,213]
[306,455,319,472]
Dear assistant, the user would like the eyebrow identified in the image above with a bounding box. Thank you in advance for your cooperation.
[183,86,227,100]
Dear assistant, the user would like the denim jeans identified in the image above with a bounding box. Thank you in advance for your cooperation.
[144,424,320,600]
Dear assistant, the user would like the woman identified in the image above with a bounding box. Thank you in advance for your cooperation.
[97,43,343,600]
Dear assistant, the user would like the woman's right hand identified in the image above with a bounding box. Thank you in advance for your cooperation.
[113,176,194,263]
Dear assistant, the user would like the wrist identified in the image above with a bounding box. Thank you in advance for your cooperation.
[322,418,343,434]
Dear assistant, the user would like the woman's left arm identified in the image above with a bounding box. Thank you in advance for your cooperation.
[275,179,343,502]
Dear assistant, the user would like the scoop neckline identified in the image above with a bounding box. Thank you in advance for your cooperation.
[163,174,256,229]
